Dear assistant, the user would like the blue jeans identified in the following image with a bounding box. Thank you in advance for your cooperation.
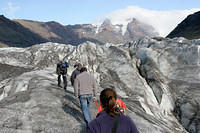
[79,94,92,127]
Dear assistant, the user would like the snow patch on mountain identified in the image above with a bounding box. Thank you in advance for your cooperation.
[97,6,200,36]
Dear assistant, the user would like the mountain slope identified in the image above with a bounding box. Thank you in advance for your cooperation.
[13,19,60,40]
[14,20,102,45]
[0,15,47,47]
[1,15,158,47]
[67,18,158,44]
[167,11,200,39]
[124,18,158,41]
[15,18,158,46]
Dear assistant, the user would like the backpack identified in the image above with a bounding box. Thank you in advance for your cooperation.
[61,61,67,68]
[60,61,68,72]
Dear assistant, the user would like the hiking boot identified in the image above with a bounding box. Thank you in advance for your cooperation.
[64,86,67,91]
[58,84,62,88]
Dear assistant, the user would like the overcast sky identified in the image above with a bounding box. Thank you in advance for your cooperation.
[0,0,200,36]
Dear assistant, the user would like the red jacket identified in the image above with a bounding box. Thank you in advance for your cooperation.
[95,98,127,114]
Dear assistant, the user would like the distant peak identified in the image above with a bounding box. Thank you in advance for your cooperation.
[102,19,112,25]
[131,18,137,22]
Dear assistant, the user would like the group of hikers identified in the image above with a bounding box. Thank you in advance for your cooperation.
[56,59,139,133]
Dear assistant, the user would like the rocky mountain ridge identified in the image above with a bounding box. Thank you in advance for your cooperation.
[0,15,158,47]
[0,37,199,133]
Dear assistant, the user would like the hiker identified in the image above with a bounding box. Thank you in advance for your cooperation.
[87,88,139,133]
[94,98,127,114]
[74,67,97,127]
[70,63,82,87]
[56,59,69,91]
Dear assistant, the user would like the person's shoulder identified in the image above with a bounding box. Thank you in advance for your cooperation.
[76,73,81,78]
[120,115,139,132]
[63,61,69,67]
[81,71,88,75]
[88,111,107,126]
[116,98,122,103]
[75,69,80,73]
[96,110,109,121]
[119,114,132,122]
[76,72,84,78]
[88,73,95,78]
[120,114,138,128]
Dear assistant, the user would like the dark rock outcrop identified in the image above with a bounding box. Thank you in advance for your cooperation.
[167,11,200,39]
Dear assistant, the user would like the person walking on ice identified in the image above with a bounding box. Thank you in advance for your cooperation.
[87,88,139,133]
[74,67,97,127]
[70,63,82,87]
[56,56,69,91]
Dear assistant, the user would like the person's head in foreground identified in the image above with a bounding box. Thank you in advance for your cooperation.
[100,88,118,117]
[87,88,139,133]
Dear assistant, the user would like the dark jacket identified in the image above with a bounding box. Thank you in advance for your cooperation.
[56,61,68,75]
[70,66,82,86]
[87,110,139,133]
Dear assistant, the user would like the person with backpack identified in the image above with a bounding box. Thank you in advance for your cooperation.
[87,88,139,133]
[74,67,97,127]
[56,59,69,91]
[70,63,82,87]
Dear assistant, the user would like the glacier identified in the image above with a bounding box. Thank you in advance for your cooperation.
[0,37,199,133]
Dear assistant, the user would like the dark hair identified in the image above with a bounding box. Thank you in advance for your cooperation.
[80,67,87,73]
[100,88,117,116]
[74,63,82,68]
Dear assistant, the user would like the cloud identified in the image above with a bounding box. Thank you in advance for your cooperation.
[2,2,20,19]
[98,6,200,37]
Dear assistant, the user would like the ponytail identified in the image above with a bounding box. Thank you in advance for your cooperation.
[100,88,117,116]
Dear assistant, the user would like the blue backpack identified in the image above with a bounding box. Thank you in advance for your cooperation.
[61,61,68,68]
